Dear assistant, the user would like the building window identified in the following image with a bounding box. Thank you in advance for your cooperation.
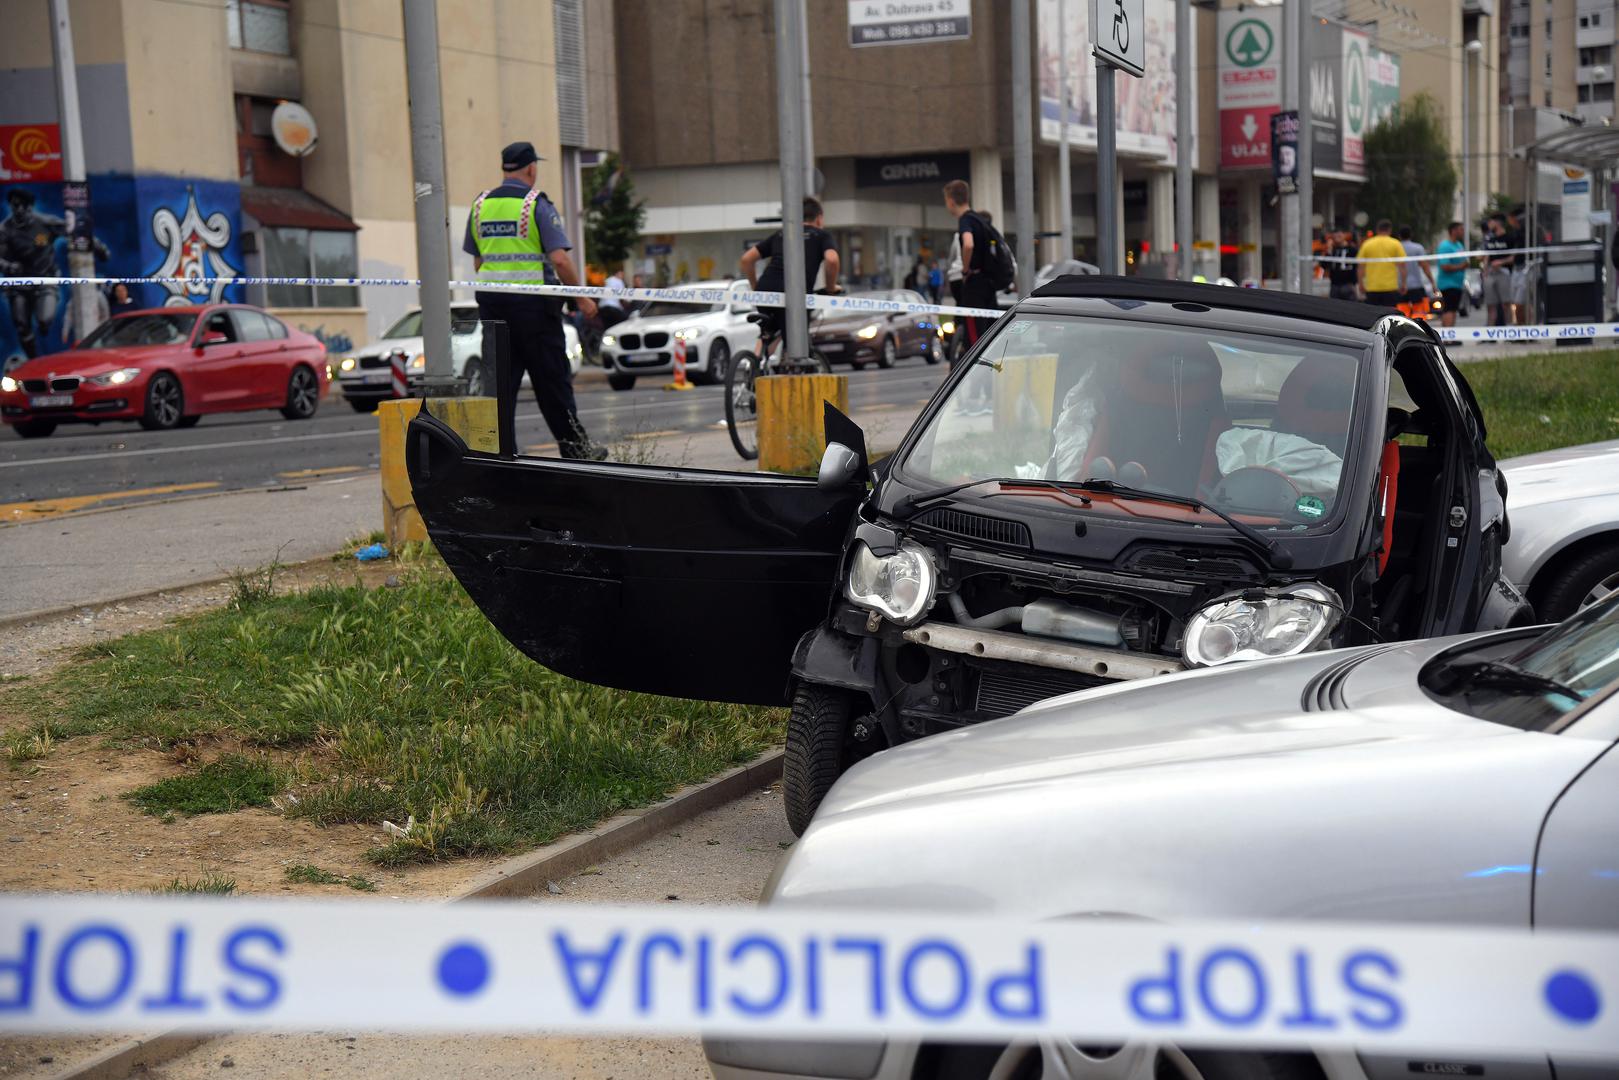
[1596,81,1616,103]
[236,95,303,188]
[1580,46,1612,66]
[262,228,358,308]
[227,0,291,55]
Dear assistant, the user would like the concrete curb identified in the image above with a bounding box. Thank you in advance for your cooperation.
[41,749,785,1079]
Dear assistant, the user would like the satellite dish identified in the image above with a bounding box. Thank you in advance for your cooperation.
[271,102,318,158]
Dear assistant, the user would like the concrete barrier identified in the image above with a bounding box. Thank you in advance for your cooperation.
[377,397,499,544]
[756,374,848,475]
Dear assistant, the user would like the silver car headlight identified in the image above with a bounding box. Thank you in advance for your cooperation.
[1183,584,1342,667]
[675,326,708,341]
[602,334,616,350]
[846,540,936,626]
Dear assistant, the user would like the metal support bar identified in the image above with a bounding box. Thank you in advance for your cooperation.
[1011,0,1036,296]
[774,0,808,362]
[49,0,95,343]
[1058,0,1073,263]
[402,0,457,395]
[1297,0,1314,294]
[1175,0,1192,279]
[1096,63,1118,275]
[1279,0,1300,292]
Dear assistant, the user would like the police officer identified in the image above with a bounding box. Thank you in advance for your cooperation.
[463,141,603,459]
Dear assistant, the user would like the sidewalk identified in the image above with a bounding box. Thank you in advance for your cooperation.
[1,402,920,623]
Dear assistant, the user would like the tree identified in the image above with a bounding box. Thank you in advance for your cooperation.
[1359,93,1460,247]
[582,152,646,271]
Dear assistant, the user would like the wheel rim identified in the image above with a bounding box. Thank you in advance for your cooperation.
[711,343,728,382]
[1581,570,1619,610]
[884,338,896,364]
[150,377,181,426]
[987,1042,1207,1080]
[290,368,318,415]
[729,355,757,446]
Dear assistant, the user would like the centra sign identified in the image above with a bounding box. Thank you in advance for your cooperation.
[854,151,971,188]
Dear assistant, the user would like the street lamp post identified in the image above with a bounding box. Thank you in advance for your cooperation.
[1463,39,1483,241]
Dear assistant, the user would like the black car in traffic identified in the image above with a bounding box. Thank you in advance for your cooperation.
[407,277,1533,834]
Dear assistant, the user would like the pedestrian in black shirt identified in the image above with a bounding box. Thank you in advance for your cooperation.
[739,197,840,346]
[1326,227,1359,302]
[943,179,999,350]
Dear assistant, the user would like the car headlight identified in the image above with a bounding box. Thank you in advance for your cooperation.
[567,339,582,360]
[675,326,708,341]
[0,376,18,393]
[846,540,937,626]
[87,367,140,387]
[602,334,616,349]
[856,324,881,340]
[406,353,424,371]
[941,320,956,335]
[1183,584,1342,667]
[339,356,357,372]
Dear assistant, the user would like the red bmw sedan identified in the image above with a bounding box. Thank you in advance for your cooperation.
[0,304,330,439]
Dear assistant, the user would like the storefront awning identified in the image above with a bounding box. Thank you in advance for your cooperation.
[240,186,359,232]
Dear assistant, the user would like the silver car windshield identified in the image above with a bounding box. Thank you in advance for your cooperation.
[902,314,1366,527]
[1511,593,1619,711]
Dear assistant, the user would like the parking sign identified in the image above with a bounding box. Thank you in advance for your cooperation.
[1089,0,1145,77]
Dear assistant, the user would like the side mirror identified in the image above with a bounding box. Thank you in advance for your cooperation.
[818,442,863,491]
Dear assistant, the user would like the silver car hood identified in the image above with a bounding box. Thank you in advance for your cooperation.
[352,335,424,360]
[1501,439,1619,508]
[776,638,1604,928]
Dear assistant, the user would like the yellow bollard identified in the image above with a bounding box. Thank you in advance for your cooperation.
[377,397,499,545]
[756,374,849,475]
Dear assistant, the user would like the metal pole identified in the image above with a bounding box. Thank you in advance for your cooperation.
[800,0,815,196]
[402,0,456,394]
[774,0,808,362]
[1097,64,1118,274]
[1297,2,1314,294]
[1058,0,1073,260]
[1175,0,1192,279]
[1011,0,1036,295]
[1279,0,1300,292]
[48,0,94,343]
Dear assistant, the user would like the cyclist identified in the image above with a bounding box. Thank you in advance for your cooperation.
[739,196,841,348]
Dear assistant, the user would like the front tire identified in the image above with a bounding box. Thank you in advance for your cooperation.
[1536,545,1619,622]
[877,335,897,369]
[607,373,636,392]
[280,364,320,420]
[784,683,855,836]
[697,339,730,385]
[138,372,184,431]
[925,334,943,364]
[12,420,56,439]
[724,349,760,460]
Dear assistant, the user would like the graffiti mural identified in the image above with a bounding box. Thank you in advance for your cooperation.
[0,176,241,364]
[149,190,239,305]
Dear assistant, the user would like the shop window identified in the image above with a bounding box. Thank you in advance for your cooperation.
[262,228,358,308]
[228,0,292,55]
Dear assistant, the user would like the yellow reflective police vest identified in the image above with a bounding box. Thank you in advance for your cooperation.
[471,188,549,284]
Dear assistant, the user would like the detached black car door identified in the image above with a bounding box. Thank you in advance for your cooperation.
[407,410,861,705]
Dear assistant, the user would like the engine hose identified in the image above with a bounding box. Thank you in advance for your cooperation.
[947,592,1025,630]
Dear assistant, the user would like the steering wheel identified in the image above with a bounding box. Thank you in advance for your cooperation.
[1211,467,1301,516]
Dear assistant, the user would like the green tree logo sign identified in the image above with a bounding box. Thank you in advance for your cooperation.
[1224,18,1273,68]
[1345,40,1367,135]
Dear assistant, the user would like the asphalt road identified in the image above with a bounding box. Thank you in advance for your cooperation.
[0,360,948,514]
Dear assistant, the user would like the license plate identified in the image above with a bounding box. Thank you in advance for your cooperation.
[362,372,392,385]
[818,342,844,353]
[29,394,73,408]
[631,353,660,363]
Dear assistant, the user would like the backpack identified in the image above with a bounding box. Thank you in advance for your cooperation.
[969,211,1017,291]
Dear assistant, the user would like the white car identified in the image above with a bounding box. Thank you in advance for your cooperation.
[600,279,758,391]
[1502,439,1619,621]
[335,304,582,412]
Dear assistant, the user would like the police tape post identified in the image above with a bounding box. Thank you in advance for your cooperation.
[1,895,1616,1057]
[389,350,408,399]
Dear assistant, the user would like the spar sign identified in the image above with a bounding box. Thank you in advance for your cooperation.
[1341,29,1369,173]
[1218,8,1281,169]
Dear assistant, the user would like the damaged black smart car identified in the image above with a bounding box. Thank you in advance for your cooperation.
[407,277,1533,835]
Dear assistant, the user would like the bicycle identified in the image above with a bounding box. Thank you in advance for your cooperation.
[724,305,834,461]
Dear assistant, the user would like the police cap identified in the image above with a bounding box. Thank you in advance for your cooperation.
[501,141,542,171]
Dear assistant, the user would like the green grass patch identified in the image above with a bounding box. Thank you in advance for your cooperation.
[153,873,236,895]
[13,561,779,865]
[124,755,285,817]
[282,864,378,891]
[1466,348,1619,460]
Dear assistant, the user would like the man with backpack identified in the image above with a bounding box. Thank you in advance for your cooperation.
[943,179,1012,350]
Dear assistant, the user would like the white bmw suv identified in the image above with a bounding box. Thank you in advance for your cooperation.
[600,279,757,392]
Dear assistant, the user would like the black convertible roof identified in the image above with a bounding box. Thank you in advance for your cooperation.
[1028,275,1389,332]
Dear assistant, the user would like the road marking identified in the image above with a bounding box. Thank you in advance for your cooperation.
[621,428,683,440]
[277,465,365,479]
[0,481,220,522]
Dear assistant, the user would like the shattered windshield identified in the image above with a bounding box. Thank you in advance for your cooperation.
[902,314,1367,526]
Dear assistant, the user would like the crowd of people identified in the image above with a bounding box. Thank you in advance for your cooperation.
[1318,205,1533,329]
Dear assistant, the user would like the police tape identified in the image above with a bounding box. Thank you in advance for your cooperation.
[3,276,1009,321]
[2,895,1617,1057]
[1436,321,1619,344]
[1304,243,1600,265]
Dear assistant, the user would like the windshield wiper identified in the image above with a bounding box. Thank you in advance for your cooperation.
[1066,478,1294,570]
[892,477,1092,519]
[1430,659,1583,702]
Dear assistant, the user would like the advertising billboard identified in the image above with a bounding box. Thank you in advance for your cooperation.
[1038,0,1182,164]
